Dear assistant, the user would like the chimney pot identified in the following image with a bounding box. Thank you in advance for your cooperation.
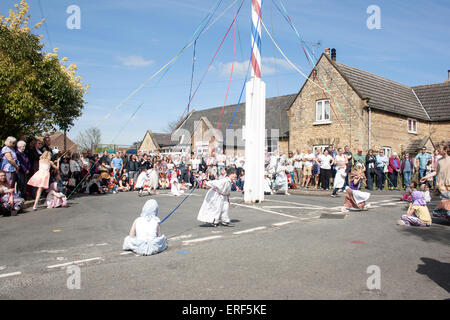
[446,70,450,83]
[324,48,330,57]
[331,48,336,61]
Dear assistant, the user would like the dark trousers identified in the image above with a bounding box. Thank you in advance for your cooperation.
[388,171,398,188]
[366,171,375,190]
[17,171,28,198]
[376,168,385,190]
[320,168,331,190]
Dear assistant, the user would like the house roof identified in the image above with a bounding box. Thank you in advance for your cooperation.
[40,131,78,153]
[404,136,434,154]
[175,94,297,139]
[152,132,177,147]
[332,59,430,121]
[412,82,450,121]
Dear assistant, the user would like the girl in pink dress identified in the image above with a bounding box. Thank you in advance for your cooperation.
[46,182,68,208]
[27,151,60,211]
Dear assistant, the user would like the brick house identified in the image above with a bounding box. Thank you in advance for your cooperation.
[287,49,450,156]
[138,130,177,153]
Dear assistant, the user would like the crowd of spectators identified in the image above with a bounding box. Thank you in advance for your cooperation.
[0,133,446,217]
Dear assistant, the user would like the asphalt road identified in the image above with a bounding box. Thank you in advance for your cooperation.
[0,189,449,300]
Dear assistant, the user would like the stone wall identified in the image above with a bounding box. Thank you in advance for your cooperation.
[288,55,368,153]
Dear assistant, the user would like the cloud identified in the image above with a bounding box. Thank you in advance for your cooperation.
[117,55,154,67]
[217,57,294,77]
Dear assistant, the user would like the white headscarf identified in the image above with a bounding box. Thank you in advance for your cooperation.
[140,199,159,222]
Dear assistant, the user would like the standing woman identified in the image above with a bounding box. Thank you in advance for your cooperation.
[70,153,82,190]
[318,149,334,191]
[421,141,450,219]
[27,151,60,211]
[388,152,401,190]
[312,149,322,189]
[365,149,376,190]
[1,136,20,189]
[16,140,31,199]
[148,160,160,194]
[127,154,140,184]
[331,148,348,196]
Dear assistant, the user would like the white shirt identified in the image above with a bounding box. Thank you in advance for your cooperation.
[70,159,81,172]
[303,153,315,167]
[286,158,294,172]
[293,153,303,169]
[319,154,333,170]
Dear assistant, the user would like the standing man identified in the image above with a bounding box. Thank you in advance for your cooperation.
[293,148,303,187]
[111,152,123,178]
[353,148,365,167]
[401,153,414,189]
[302,148,315,188]
[415,147,432,180]
[42,136,52,153]
[100,151,111,166]
[375,149,388,190]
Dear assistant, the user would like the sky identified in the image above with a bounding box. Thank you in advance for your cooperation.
[1,0,449,146]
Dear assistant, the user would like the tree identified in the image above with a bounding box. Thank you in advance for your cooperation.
[0,0,88,138]
[76,127,101,152]
[163,115,185,133]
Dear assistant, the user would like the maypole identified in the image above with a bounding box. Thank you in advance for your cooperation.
[244,0,266,203]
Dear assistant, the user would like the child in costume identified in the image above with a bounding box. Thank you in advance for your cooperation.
[197,168,237,227]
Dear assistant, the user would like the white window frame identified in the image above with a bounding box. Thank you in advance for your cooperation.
[407,118,418,134]
[314,100,331,125]
[382,146,392,158]
[313,145,328,154]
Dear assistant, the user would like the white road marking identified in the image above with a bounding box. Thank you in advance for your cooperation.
[231,203,297,218]
[168,234,193,241]
[272,221,295,227]
[47,257,103,269]
[379,202,398,206]
[96,243,108,246]
[299,216,321,220]
[262,206,324,210]
[233,227,267,235]
[120,252,133,255]
[0,271,22,279]
[263,199,326,208]
[38,249,67,254]
[0,266,6,271]
[182,236,222,245]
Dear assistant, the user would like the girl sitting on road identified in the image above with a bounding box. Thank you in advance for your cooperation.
[397,191,432,227]
[123,199,167,256]
[46,182,68,209]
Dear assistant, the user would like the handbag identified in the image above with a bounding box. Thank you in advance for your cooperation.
[68,177,76,187]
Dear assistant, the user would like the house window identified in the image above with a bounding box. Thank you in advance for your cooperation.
[382,147,392,158]
[313,145,328,154]
[408,119,417,134]
[314,100,331,124]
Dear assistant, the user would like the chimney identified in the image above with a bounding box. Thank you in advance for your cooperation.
[331,48,336,61]
[446,70,450,83]
[324,48,330,57]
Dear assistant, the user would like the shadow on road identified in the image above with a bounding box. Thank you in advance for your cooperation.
[398,220,450,244]
[416,258,450,294]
